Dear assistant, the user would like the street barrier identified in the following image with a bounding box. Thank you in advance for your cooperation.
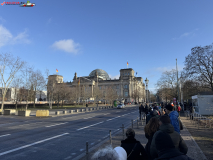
[36,110,49,117]
[4,109,16,115]
[81,109,84,112]
[63,110,67,114]
[18,110,31,117]
[0,109,2,115]
[55,111,60,115]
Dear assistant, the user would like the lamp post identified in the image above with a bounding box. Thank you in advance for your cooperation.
[145,78,149,103]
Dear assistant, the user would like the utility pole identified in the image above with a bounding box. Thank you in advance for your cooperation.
[176,59,180,104]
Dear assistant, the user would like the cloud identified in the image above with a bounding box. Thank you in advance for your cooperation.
[0,25,30,47]
[155,65,184,73]
[109,74,120,79]
[51,39,80,54]
[172,28,198,40]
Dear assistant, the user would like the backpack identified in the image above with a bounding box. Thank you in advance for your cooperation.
[177,106,181,112]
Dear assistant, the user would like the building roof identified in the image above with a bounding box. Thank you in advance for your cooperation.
[89,69,110,80]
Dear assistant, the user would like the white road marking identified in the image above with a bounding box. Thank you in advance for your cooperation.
[45,122,68,128]
[91,143,94,145]
[103,113,110,115]
[64,156,72,159]
[80,149,84,151]
[77,121,104,131]
[84,117,93,119]
[71,153,76,155]
[0,134,10,138]
[0,133,69,156]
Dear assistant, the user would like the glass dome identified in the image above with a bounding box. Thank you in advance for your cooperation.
[89,69,110,80]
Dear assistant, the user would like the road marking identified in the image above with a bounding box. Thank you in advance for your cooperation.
[45,122,68,127]
[84,117,93,119]
[0,133,69,156]
[103,113,110,115]
[91,143,94,145]
[71,153,76,155]
[80,149,84,151]
[64,156,72,160]
[77,121,104,131]
[0,134,10,138]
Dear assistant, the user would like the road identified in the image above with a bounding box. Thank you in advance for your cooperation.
[0,105,139,160]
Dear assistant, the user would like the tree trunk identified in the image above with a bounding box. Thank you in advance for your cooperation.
[33,88,36,108]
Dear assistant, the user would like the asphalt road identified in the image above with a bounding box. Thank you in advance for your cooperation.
[0,105,139,160]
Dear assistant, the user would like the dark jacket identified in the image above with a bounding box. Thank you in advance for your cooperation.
[169,111,180,133]
[145,105,149,114]
[145,133,154,160]
[139,105,144,113]
[121,137,148,160]
[154,149,193,160]
[146,110,160,124]
[150,124,188,159]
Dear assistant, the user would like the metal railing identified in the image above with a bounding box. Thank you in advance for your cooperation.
[185,111,213,129]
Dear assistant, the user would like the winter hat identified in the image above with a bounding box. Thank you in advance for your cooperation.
[165,104,174,111]
[126,128,135,138]
[155,131,175,151]
[114,147,127,160]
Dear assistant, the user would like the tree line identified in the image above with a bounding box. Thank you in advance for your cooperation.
[155,43,213,103]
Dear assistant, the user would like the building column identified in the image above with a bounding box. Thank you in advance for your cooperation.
[91,85,93,97]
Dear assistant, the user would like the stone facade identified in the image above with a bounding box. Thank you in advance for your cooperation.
[47,68,147,103]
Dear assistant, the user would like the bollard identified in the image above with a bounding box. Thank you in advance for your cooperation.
[109,130,112,145]
[131,119,133,129]
[86,141,89,160]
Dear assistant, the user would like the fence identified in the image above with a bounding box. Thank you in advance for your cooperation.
[82,113,146,160]
[185,111,213,129]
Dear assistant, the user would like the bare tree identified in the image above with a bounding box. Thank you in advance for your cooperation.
[93,85,102,107]
[105,85,118,106]
[183,44,213,91]
[156,69,178,102]
[11,77,23,110]
[30,69,45,108]
[0,53,25,111]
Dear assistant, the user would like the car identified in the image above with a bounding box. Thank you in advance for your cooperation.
[117,103,125,109]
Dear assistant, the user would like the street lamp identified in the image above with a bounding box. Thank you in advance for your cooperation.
[145,78,149,103]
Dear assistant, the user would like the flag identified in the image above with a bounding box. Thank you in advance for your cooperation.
[78,78,80,85]
[56,69,58,72]
[136,72,137,75]
[127,62,129,66]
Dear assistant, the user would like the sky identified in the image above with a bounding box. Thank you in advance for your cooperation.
[1,0,213,93]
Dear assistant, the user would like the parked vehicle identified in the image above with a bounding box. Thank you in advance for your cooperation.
[117,103,125,109]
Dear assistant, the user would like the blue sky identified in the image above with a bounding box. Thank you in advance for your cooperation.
[1,0,213,93]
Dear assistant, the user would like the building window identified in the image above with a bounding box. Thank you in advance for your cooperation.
[116,85,119,89]
[125,73,127,76]
[128,73,129,75]
[124,91,128,97]
[124,84,128,89]
[99,86,101,89]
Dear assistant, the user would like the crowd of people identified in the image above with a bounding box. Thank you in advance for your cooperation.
[91,103,193,160]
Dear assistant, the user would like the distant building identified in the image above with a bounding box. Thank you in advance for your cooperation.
[47,68,149,103]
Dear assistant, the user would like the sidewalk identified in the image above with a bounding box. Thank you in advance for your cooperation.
[78,115,208,160]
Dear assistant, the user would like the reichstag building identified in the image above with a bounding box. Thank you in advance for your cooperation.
[48,68,148,103]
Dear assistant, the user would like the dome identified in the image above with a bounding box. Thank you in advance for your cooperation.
[89,69,110,80]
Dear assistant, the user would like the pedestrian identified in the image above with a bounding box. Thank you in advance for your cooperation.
[121,128,148,160]
[177,105,181,117]
[144,103,149,115]
[144,117,160,160]
[150,115,188,159]
[86,103,88,107]
[139,104,144,120]
[153,131,194,160]
[91,145,127,160]
[165,104,180,133]
[146,109,160,124]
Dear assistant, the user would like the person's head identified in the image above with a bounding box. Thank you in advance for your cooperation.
[91,145,121,160]
[165,104,174,114]
[155,131,175,152]
[144,117,160,136]
[126,128,135,138]
[159,115,171,126]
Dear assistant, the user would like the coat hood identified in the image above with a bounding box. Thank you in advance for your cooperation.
[159,123,174,134]
[169,110,179,118]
